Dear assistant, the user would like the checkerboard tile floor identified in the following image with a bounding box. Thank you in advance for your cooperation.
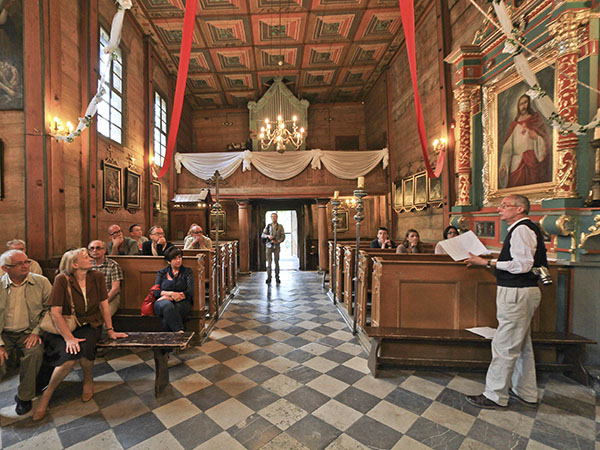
[1,271,598,449]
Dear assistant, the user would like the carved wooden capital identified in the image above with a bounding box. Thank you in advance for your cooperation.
[548,8,590,55]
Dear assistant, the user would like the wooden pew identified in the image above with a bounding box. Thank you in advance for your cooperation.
[181,249,218,317]
[365,258,596,385]
[110,255,214,338]
[355,252,453,330]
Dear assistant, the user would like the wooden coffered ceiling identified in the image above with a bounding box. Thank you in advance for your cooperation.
[130,0,430,109]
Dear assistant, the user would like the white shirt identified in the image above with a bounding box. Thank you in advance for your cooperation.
[495,217,537,275]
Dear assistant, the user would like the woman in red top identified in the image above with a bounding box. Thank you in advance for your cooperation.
[33,248,127,420]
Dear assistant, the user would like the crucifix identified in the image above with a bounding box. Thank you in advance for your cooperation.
[206,170,227,317]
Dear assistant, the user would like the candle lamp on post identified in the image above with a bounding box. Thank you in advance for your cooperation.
[352,178,367,335]
[330,191,341,305]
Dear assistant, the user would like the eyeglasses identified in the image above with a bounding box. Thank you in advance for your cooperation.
[152,231,165,236]
[88,246,104,250]
[499,204,518,209]
[191,231,203,234]
[5,260,33,268]
[109,229,122,236]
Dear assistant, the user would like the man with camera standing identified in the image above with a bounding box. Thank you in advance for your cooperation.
[465,194,548,410]
[262,213,285,284]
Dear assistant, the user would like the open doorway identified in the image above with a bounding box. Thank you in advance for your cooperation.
[265,210,299,270]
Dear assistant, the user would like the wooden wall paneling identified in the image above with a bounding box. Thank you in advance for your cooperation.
[24,0,48,259]
[0,113,26,245]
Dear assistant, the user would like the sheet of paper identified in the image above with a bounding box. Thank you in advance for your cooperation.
[466,327,496,339]
[438,230,490,261]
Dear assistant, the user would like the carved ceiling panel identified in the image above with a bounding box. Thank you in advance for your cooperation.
[132,0,430,108]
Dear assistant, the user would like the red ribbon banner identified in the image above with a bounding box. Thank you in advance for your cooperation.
[398,0,445,178]
[158,0,198,178]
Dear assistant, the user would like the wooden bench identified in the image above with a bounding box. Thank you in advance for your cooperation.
[110,255,213,338]
[355,252,453,329]
[364,326,596,385]
[360,258,596,385]
[97,331,194,397]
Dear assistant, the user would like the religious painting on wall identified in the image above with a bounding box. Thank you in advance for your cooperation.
[414,172,427,206]
[0,0,23,110]
[209,211,226,234]
[485,62,557,202]
[125,168,141,210]
[102,161,122,209]
[393,181,403,209]
[334,209,349,233]
[428,175,443,205]
[403,178,413,207]
[151,181,161,211]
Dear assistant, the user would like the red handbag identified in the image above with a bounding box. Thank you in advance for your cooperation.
[141,284,161,316]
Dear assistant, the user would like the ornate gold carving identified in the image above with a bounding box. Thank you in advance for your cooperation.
[556,214,579,262]
[579,214,600,248]
[555,148,578,197]
[457,173,471,206]
[547,9,590,55]
[556,214,577,236]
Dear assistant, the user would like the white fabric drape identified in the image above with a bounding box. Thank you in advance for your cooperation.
[174,152,243,180]
[175,148,388,181]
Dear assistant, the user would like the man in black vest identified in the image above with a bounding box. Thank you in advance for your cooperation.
[465,194,547,410]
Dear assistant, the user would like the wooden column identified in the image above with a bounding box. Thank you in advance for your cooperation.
[144,36,153,229]
[453,85,479,206]
[237,200,250,273]
[548,8,589,198]
[24,0,48,259]
[317,200,329,270]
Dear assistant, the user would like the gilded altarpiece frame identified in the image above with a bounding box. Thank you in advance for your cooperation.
[483,58,559,205]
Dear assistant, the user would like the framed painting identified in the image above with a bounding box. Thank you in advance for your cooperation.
[0,1,23,110]
[125,168,141,209]
[335,209,349,233]
[151,181,161,211]
[428,175,443,203]
[209,210,226,234]
[102,160,122,208]
[403,177,414,208]
[393,181,403,209]
[484,61,557,203]
[414,172,427,206]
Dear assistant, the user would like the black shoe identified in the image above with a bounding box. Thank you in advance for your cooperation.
[276,277,280,284]
[15,395,32,415]
[266,278,271,284]
[509,388,538,408]
[465,394,507,410]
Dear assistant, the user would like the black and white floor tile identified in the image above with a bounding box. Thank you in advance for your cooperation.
[1,271,598,449]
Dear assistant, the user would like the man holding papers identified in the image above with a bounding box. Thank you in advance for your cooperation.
[464,194,548,410]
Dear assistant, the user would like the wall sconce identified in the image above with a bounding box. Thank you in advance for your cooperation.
[50,117,74,138]
[432,137,447,153]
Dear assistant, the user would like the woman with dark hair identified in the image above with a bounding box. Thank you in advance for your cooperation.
[435,226,460,255]
[33,248,127,420]
[396,229,423,254]
[153,246,194,332]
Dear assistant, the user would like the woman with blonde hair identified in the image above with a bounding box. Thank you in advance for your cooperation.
[33,248,127,420]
